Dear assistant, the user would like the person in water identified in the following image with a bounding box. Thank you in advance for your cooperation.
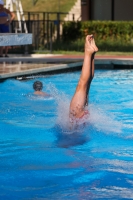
[33,81,49,96]
[0,0,15,57]
[69,34,98,123]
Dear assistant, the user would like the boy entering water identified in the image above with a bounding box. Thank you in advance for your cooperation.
[69,35,98,124]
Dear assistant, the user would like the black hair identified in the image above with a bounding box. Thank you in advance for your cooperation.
[33,81,43,91]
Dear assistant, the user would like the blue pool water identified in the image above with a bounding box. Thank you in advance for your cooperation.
[0,69,133,199]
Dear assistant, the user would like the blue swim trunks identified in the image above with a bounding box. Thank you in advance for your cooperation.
[0,24,9,33]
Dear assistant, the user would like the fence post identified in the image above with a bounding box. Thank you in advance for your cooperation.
[27,12,31,33]
[24,12,31,55]
[42,12,45,46]
[57,12,60,41]
[50,21,53,53]
[46,12,49,49]
[72,14,75,21]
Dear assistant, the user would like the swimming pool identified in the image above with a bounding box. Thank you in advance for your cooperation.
[0,69,133,199]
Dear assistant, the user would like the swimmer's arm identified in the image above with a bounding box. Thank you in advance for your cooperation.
[4,8,15,22]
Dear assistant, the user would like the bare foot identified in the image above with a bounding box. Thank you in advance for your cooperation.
[91,35,98,52]
[85,35,95,54]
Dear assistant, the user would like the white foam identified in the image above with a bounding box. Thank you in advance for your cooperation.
[46,83,70,130]
[26,93,53,101]
[46,84,123,135]
[89,104,122,134]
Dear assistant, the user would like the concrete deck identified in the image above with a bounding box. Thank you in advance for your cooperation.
[0,54,133,80]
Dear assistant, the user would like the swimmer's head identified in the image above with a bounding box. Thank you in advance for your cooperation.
[33,81,43,91]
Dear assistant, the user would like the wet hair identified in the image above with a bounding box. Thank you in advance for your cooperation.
[33,81,43,91]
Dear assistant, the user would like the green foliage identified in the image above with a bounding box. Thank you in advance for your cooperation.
[63,21,82,41]
[61,21,133,51]
[52,39,84,52]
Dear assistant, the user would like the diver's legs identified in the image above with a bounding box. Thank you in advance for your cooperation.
[70,35,98,118]
[85,36,98,105]
[85,52,95,105]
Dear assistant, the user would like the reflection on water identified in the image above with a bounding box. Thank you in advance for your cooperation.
[54,125,89,148]
[0,62,59,74]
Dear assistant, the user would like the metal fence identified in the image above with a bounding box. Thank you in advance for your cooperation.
[10,12,77,53]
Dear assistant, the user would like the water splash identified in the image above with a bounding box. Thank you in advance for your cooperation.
[89,104,122,134]
[46,83,70,130]
[25,93,54,101]
[46,83,122,135]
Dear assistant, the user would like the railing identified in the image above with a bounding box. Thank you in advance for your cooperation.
[10,11,77,53]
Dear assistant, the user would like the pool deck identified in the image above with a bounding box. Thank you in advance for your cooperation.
[0,54,133,80]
